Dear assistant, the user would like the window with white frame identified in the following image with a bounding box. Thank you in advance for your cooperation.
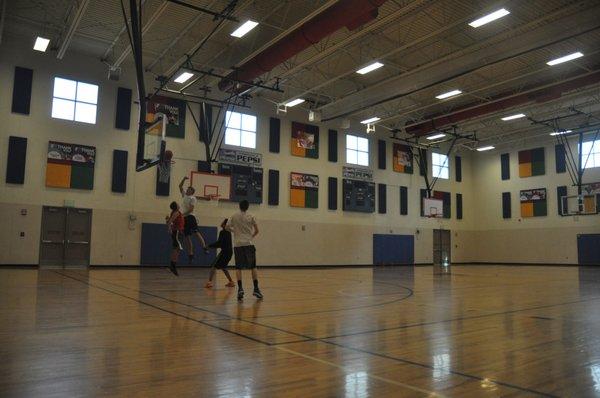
[224,111,257,149]
[346,134,369,166]
[51,77,98,124]
[581,139,600,169]
[432,152,449,179]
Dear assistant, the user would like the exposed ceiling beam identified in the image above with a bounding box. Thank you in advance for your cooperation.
[101,0,148,61]
[57,0,90,59]
[319,2,600,121]
[113,1,169,68]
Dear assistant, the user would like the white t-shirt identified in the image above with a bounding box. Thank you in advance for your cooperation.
[227,211,257,247]
[182,195,197,216]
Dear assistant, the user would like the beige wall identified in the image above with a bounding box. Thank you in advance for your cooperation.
[0,36,474,266]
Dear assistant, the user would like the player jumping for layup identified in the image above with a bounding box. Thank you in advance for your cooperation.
[179,176,208,262]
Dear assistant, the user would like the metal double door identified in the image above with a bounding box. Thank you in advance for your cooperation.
[40,206,92,266]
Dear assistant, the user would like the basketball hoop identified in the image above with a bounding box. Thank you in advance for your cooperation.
[204,194,221,207]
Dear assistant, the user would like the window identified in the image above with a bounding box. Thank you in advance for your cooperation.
[346,134,369,166]
[581,139,600,169]
[51,77,98,124]
[432,152,449,179]
[224,111,257,148]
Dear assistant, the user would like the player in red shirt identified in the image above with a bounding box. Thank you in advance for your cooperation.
[166,201,184,276]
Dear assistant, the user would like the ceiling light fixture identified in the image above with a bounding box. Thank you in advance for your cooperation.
[284,98,305,107]
[426,133,446,140]
[231,20,259,38]
[361,116,380,124]
[435,89,462,100]
[174,72,194,83]
[547,52,584,66]
[356,62,384,75]
[476,146,495,151]
[550,130,572,136]
[33,37,50,52]
[501,113,526,121]
[469,8,510,28]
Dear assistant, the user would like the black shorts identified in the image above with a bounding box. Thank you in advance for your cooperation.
[171,230,183,250]
[212,251,233,269]
[184,215,198,236]
[234,245,256,269]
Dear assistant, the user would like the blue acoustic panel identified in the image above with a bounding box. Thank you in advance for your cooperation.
[328,129,338,162]
[6,136,27,184]
[399,186,408,215]
[502,192,511,219]
[555,144,566,174]
[378,183,386,214]
[141,223,217,266]
[501,153,510,180]
[373,234,414,265]
[12,66,33,115]
[269,117,280,153]
[115,87,132,130]
[378,140,386,170]
[578,234,600,265]
[455,155,462,182]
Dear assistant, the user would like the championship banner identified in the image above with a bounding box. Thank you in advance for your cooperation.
[343,166,373,181]
[46,141,96,190]
[218,148,262,166]
[519,188,547,217]
[393,143,413,174]
[290,172,319,208]
[146,95,186,138]
[291,121,319,158]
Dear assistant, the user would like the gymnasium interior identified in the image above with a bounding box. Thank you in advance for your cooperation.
[1,0,600,396]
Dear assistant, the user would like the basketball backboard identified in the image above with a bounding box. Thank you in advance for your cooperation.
[424,198,444,218]
[189,171,231,200]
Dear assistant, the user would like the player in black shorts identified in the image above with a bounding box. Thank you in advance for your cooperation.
[205,219,235,288]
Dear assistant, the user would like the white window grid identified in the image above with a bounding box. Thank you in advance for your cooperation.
[346,134,369,166]
[224,111,257,149]
[581,140,600,169]
[51,77,98,124]
[432,152,449,179]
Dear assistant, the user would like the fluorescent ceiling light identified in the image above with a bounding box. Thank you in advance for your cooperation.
[231,20,259,38]
[469,8,510,28]
[33,36,50,52]
[435,89,462,100]
[174,72,194,83]
[550,130,572,136]
[356,62,384,75]
[501,113,526,121]
[284,98,305,107]
[361,116,380,124]
[476,146,495,151]
[426,133,446,140]
[547,52,584,66]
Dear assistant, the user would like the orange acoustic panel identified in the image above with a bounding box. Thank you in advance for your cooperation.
[290,138,306,157]
[519,163,532,178]
[290,188,306,207]
[520,202,534,218]
[46,162,71,188]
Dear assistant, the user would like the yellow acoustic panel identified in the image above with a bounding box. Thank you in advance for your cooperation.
[290,188,306,207]
[519,163,532,177]
[521,202,534,217]
[291,139,306,157]
[46,162,71,188]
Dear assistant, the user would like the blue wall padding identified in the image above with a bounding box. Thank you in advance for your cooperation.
[373,234,414,265]
[141,223,217,266]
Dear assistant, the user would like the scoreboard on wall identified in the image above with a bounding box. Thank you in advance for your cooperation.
[343,179,375,213]
[217,163,263,204]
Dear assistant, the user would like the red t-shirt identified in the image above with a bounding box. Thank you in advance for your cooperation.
[170,210,184,231]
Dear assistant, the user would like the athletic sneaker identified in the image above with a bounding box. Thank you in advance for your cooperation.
[225,281,235,287]
[168,263,179,276]
[204,281,213,288]
[237,289,244,301]
[253,289,263,299]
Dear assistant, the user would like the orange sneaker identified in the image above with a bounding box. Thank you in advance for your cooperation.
[225,281,235,287]
[204,281,213,288]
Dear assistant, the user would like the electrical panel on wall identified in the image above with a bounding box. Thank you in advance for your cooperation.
[218,163,263,204]
[342,179,375,213]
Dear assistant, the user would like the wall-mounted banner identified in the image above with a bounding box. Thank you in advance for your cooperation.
[343,166,373,181]
[218,148,262,166]
[393,143,413,174]
[290,172,319,208]
[146,95,186,138]
[46,141,96,190]
[291,121,319,158]
[519,187,547,217]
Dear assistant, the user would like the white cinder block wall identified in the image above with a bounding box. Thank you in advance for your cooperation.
[1,35,597,266]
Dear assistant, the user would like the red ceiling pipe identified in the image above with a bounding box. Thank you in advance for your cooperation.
[219,0,388,93]
[405,69,600,136]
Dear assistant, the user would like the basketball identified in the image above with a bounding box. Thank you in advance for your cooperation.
[164,150,173,161]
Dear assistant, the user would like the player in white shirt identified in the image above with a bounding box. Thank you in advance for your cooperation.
[226,200,262,301]
[179,177,208,263]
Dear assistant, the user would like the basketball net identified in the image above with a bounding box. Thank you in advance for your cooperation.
[205,194,220,207]
[158,160,171,183]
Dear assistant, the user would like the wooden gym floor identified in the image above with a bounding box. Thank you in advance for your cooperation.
[1,265,600,397]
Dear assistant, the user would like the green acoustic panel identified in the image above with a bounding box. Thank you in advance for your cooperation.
[305,189,318,208]
[531,160,545,176]
[533,200,547,217]
[70,165,94,190]
[531,148,544,162]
